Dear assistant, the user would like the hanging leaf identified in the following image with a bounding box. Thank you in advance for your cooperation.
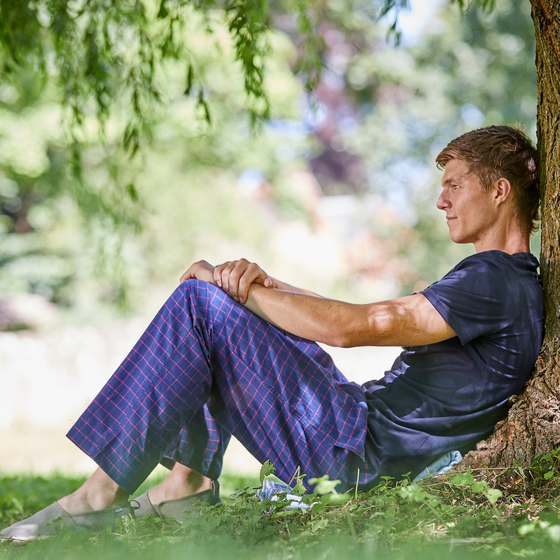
[157,1,168,18]
[185,64,194,95]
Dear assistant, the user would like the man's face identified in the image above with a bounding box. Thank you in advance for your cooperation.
[437,158,498,247]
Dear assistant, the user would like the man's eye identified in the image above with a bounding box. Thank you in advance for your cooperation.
[452,185,460,190]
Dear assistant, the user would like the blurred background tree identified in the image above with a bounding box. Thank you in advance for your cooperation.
[0,0,538,320]
[0,1,313,313]
[301,0,537,294]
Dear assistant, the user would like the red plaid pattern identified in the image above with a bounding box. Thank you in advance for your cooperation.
[67,280,378,494]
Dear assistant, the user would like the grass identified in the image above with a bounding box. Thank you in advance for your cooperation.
[3,453,560,560]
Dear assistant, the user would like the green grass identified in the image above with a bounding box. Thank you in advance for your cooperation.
[3,455,560,560]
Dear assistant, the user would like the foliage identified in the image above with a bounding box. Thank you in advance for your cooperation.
[0,0,271,131]
[4,451,560,559]
[0,0,318,309]
[0,0,418,139]
[0,18,308,309]
[0,0,500,137]
[0,54,145,306]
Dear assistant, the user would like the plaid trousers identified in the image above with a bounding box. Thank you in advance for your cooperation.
[67,280,378,495]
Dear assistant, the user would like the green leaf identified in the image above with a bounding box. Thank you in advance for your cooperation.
[484,488,502,505]
[259,460,275,486]
[544,471,555,480]
[321,493,351,505]
[518,522,536,536]
[310,477,341,496]
[547,525,560,542]
[451,473,474,486]
[185,64,194,95]
[310,502,325,514]
[293,480,306,496]
[126,183,139,202]
[398,484,429,502]
[310,518,328,533]
[123,124,140,157]
[472,481,487,493]
[157,1,168,18]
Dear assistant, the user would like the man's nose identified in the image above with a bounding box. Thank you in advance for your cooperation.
[437,191,449,210]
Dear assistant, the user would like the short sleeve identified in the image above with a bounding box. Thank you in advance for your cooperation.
[422,253,517,345]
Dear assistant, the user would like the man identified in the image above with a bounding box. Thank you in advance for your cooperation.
[1,125,544,540]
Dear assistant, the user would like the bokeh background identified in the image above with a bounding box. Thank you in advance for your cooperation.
[0,0,540,477]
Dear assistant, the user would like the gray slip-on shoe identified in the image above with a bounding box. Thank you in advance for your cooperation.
[132,491,159,519]
[0,501,134,543]
[134,480,220,522]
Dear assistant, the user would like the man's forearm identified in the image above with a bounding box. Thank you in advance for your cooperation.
[243,285,362,347]
[267,278,323,298]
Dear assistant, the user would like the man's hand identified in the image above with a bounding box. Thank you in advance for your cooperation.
[213,258,276,304]
[179,258,276,304]
[180,260,216,285]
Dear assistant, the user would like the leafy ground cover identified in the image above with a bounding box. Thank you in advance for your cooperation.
[2,452,560,560]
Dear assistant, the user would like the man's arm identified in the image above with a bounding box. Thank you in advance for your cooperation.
[244,286,456,348]
[181,259,456,348]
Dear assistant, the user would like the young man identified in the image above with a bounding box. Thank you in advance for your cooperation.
[1,125,544,540]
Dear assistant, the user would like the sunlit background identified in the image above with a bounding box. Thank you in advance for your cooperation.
[0,0,540,476]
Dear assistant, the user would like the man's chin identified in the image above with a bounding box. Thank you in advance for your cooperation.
[448,232,468,245]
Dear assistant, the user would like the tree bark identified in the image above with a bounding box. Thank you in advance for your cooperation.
[460,0,560,472]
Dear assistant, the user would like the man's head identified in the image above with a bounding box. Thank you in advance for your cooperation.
[436,125,540,235]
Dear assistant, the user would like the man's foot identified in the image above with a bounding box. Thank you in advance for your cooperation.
[134,463,219,521]
[0,502,134,543]
[58,467,129,515]
[134,481,220,521]
[146,466,212,505]
[0,467,131,542]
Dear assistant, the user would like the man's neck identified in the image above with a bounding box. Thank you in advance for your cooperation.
[474,227,531,255]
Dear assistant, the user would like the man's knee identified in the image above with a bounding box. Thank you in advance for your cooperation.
[176,279,236,324]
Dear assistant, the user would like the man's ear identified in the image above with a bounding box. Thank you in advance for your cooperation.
[493,177,512,206]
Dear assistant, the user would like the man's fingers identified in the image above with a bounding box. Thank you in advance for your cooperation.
[220,262,238,295]
[180,260,215,284]
[180,264,196,283]
[238,276,252,303]
[213,258,271,303]
[213,262,230,288]
[237,262,262,302]
[226,260,250,300]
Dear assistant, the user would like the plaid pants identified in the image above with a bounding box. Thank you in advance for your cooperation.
[67,280,378,494]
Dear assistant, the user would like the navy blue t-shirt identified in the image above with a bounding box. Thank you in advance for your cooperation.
[363,251,544,479]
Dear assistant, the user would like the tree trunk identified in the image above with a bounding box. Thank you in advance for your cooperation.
[460,0,560,472]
